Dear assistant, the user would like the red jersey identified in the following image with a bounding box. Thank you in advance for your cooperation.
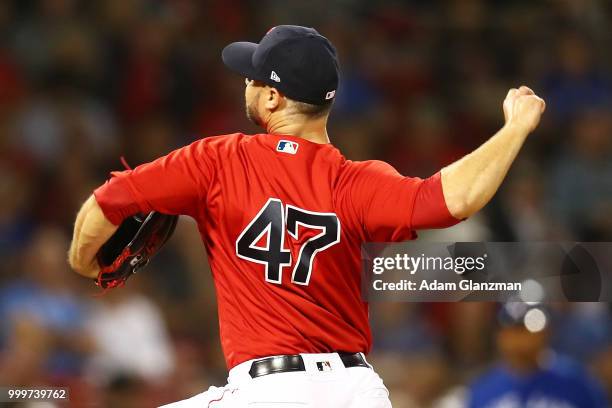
[94,133,458,368]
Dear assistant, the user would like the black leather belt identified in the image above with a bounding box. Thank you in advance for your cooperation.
[248,352,370,379]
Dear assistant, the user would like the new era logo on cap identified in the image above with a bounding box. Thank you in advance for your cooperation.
[276,140,298,154]
[270,71,281,82]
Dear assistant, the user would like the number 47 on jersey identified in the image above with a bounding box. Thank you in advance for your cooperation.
[236,198,340,286]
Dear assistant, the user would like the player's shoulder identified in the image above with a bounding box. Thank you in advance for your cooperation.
[339,159,401,180]
[193,132,251,149]
[186,133,256,159]
[333,160,402,202]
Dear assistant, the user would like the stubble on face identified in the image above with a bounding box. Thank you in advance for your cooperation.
[246,88,263,127]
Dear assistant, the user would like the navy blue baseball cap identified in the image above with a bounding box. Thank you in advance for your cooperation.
[222,25,339,106]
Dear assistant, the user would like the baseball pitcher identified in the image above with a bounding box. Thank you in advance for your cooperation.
[68,25,545,407]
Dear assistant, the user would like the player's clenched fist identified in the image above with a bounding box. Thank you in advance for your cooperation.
[503,85,546,134]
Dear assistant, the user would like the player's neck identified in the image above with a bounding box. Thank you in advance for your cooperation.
[265,115,330,144]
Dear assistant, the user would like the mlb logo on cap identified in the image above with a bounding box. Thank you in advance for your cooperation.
[277,140,299,154]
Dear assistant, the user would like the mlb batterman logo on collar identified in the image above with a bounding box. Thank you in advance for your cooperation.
[221,25,340,106]
[276,140,299,154]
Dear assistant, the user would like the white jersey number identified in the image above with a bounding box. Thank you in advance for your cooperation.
[236,198,340,286]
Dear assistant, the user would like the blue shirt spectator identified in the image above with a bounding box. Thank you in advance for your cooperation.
[468,357,608,408]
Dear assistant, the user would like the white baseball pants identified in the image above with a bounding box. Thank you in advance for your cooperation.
[159,352,391,408]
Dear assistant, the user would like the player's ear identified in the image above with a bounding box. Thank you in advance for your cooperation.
[264,87,282,111]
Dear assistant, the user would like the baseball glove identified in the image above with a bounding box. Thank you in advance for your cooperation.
[95,211,178,289]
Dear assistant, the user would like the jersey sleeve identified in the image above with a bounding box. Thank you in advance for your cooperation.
[338,160,459,242]
[93,138,215,225]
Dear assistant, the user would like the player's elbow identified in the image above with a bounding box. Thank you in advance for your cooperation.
[446,198,473,220]
[448,192,492,219]
[441,172,491,219]
[441,169,473,219]
[442,184,476,219]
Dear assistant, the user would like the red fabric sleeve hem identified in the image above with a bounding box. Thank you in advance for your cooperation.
[411,172,462,230]
[93,189,123,225]
[93,174,142,226]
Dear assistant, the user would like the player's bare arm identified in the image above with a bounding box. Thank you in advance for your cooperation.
[440,86,546,220]
[68,195,117,279]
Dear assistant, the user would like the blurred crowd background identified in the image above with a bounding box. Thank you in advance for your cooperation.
[1,0,611,407]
